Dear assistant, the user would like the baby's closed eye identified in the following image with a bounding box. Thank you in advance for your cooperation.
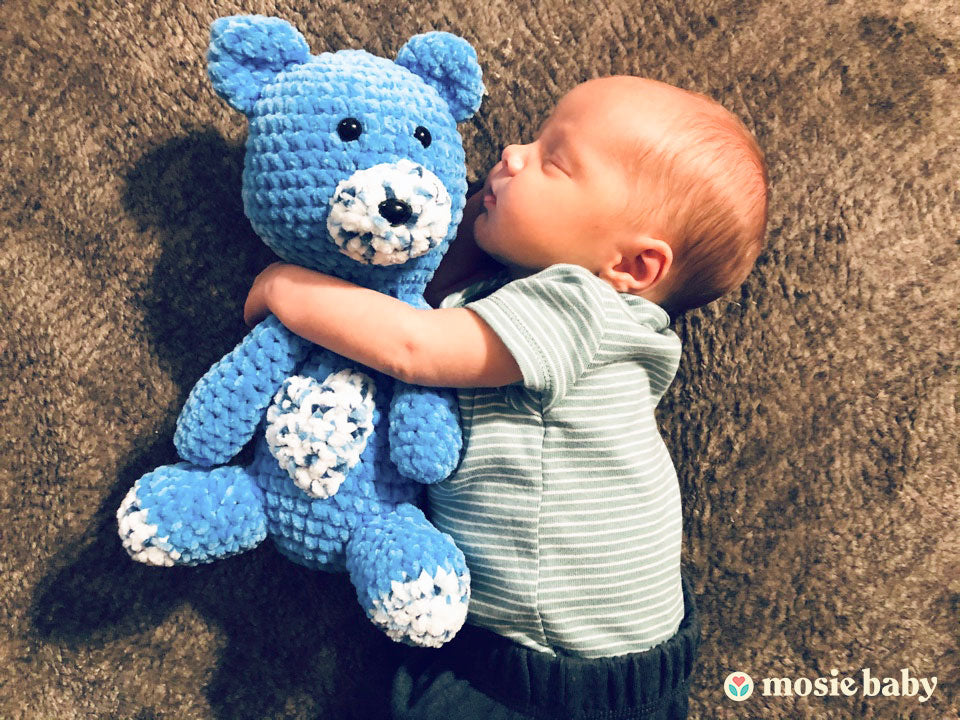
[544,157,570,176]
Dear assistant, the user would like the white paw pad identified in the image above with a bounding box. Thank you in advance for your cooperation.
[266,370,376,498]
[370,566,470,647]
[116,484,181,567]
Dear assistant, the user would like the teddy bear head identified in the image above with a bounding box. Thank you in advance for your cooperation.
[207,16,484,294]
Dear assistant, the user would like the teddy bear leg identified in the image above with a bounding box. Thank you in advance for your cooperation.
[345,503,470,647]
[117,462,267,566]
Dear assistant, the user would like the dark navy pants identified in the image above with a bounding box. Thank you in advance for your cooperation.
[391,572,701,720]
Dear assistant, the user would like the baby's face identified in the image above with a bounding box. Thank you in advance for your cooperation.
[474,78,667,275]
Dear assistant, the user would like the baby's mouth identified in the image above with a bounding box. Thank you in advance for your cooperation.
[482,181,496,208]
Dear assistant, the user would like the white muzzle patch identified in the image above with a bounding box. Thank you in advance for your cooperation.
[327,159,452,266]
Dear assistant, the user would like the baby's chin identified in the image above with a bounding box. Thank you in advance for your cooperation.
[473,219,537,277]
[471,210,492,247]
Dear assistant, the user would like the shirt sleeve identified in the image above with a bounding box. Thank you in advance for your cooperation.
[464,264,611,410]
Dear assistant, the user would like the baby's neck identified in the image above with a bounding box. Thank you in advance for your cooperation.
[503,262,541,281]
[508,260,658,303]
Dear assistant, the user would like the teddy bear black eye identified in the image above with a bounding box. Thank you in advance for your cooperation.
[337,118,363,142]
[414,126,432,148]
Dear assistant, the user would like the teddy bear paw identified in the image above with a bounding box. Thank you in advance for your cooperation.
[117,483,182,567]
[266,370,376,498]
[370,566,470,648]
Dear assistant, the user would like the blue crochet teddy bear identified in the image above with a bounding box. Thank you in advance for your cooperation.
[117,15,484,647]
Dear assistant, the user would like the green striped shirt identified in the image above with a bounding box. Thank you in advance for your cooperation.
[432,263,685,658]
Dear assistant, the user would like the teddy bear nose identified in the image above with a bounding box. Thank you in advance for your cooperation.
[378,198,413,226]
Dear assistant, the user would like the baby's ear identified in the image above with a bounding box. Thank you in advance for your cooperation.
[207,15,311,116]
[599,237,674,295]
[395,32,484,122]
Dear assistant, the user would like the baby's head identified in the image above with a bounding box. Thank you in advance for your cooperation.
[475,76,768,316]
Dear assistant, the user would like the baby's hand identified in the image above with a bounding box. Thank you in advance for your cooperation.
[244,262,286,327]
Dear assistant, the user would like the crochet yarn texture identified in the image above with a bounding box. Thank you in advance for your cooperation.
[117,14,484,648]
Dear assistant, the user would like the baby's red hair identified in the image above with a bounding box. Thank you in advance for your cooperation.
[623,84,769,316]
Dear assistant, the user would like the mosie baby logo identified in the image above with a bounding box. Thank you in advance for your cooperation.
[762,668,937,703]
[724,667,938,704]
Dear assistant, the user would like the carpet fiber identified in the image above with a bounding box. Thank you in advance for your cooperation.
[1,1,957,718]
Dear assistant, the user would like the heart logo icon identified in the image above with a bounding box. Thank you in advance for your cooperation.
[724,671,754,701]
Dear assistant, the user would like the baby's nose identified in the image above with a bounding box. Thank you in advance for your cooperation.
[501,145,525,174]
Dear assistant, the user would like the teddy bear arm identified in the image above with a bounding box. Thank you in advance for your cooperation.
[388,381,463,484]
[174,315,312,466]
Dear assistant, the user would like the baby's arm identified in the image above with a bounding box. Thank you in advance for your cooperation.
[244,265,521,388]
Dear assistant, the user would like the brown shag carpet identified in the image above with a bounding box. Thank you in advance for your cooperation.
[1,1,957,718]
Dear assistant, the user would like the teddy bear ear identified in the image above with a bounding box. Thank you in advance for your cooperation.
[395,32,484,122]
[207,15,311,116]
